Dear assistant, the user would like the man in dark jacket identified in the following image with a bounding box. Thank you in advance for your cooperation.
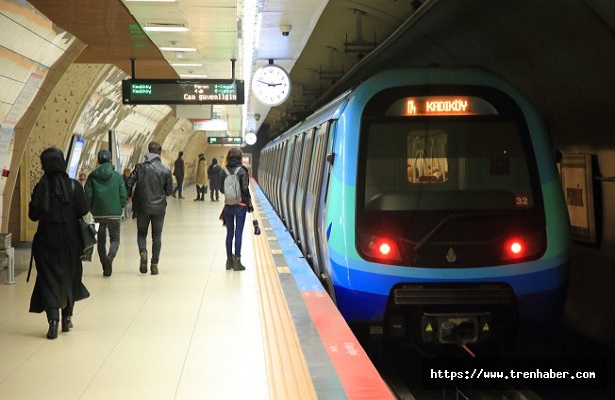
[84,150,128,277]
[126,142,173,275]
[171,150,185,199]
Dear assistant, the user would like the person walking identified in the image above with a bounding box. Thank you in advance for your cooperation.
[122,168,132,219]
[207,158,222,202]
[28,147,90,339]
[171,150,185,199]
[193,153,207,201]
[84,150,128,277]
[220,147,253,271]
[126,141,173,275]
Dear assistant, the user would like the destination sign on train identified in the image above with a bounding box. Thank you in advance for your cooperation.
[386,96,498,116]
[122,79,245,105]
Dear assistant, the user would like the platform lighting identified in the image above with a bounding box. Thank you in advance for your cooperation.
[171,63,203,67]
[179,74,209,79]
[144,26,188,32]
[159,47,197,52]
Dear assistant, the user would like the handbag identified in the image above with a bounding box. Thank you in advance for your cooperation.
[79,218,97,261]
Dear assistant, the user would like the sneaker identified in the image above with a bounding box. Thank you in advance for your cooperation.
[139,251,148,274]
[150,263,159,275]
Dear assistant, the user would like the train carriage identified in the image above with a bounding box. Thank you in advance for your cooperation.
[258,68,569,349]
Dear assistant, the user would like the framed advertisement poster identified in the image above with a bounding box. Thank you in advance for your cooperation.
[560,154,596,243]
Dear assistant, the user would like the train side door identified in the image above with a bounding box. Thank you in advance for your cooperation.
[303,122,331,277]
[270,143,282,213]
[287,133,304,241]
[317,121,337,300]
[294,129,315,251]
[273,142,286,215]
[280,137,295,226]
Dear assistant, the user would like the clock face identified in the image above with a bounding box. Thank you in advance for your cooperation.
[251,64,291,106]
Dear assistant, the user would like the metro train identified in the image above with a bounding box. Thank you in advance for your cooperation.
[258,68,569,350]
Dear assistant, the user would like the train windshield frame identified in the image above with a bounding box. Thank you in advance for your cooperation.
[356,85,546,267]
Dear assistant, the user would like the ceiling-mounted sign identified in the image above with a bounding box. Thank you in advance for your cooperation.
[192,119,228,131]
[122,79,245,105]
[208,136,242,145]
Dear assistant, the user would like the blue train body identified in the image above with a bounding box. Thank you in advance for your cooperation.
[259,68,569,347]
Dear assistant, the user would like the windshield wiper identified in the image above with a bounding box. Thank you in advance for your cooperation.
[413,212,498,253]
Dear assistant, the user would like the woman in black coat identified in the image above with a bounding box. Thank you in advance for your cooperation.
[207,158,222,201]
[29,147,90,339]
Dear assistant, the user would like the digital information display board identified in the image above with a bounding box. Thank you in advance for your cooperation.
[122,79,245,105]
[208,136,243,145]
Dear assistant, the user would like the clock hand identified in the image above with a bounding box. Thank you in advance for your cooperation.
[257,79,283,87]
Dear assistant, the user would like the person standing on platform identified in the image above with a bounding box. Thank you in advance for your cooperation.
[193,153,207,201]
[126,141,173,275]
[84,150,128,277]
[28,147,90,339]
[171,150,185,199]
[207,158,222,202]
[220,147,253,271]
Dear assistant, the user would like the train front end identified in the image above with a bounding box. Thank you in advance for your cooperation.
[327,68,569,348]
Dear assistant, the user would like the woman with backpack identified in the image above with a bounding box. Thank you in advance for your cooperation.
[220,147,253,271]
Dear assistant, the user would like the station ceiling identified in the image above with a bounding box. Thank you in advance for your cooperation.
[26,0,615,148]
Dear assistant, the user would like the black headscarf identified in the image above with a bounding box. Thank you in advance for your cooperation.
[40,147,70,213]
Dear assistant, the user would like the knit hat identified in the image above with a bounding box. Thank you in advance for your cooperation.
[98,149,112,164]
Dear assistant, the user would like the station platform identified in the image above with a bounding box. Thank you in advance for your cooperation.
[0,183,393,399]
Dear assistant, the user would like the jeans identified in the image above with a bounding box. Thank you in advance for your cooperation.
[95,217,121,262]
[223,205,247,257]
[136,212,165,263]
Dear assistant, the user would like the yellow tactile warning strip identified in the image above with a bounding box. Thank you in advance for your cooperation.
[250,202,318,400]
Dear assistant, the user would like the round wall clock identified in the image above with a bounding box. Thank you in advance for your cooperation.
[251,64,291,106]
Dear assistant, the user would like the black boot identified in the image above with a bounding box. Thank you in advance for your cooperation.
[232,255,246,271]
[139,251,148,274]
[226,256,234,270]
[62,315,73,332]
[47,320,59,339]
[150,263,159,275]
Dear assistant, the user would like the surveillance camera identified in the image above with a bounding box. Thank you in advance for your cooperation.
[279,24,292,37]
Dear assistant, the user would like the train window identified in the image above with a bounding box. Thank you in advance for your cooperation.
[407,131,448,183]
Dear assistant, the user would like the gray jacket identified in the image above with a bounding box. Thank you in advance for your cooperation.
[126,153,173,215]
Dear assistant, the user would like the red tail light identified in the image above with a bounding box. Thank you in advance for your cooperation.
[359,235,402,263]
[502,237,528,260]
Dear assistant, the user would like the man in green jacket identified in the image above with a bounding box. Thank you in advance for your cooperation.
[84,150,128,277]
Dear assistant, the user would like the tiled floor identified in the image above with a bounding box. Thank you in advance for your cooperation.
[0,187,268,399]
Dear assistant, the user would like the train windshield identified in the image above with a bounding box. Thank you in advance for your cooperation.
[356,87,546,267]
[362,120,535,211]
